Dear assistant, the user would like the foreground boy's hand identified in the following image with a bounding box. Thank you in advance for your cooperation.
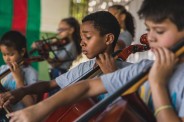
[148,47,181,122]
[149,47,178,86]
[96,52,117,74]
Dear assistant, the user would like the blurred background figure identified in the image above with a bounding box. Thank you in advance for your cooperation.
[31,17,81,80]
[108,4,135,50]
[48,17,81,79]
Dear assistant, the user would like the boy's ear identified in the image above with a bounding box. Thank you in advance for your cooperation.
[105,33,114,45]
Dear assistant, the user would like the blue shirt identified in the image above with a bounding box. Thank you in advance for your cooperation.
[100,60,184,117]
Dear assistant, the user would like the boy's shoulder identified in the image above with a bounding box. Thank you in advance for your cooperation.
[72,58,95,70]
[131,59,153,69]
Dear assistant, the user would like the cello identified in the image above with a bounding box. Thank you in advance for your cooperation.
[75,39,184,122]
[44,34,150,122]
[0,56,45,121]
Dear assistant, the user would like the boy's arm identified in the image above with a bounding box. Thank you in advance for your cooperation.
[151,85,184,122]
[149,47,184,122]
[7,78,106,122]
[0,80,58,108]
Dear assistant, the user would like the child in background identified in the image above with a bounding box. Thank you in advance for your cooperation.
[108,4,135,50]
[4,0,184,121]
[0,31,38,112]
[48,17,82,79]
[32,17,81,79]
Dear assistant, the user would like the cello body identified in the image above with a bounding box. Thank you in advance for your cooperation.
[96,99,143,122]
[96,93,156,122]
[45,98,96,122]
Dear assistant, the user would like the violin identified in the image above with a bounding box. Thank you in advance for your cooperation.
[0,56,45,121]
[44,34,150,122]
[75,39,184,122]
[29,36,70,57]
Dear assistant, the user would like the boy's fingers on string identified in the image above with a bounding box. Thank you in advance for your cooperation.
[153,48,161,64]
[162,47,174,64]
[164,47,177,67]
[159,47,167,65]
[95,57,101,65]
[104,52,110,59]
[97,54,105,65]
[98,53,105,61]
[105,53,114,63]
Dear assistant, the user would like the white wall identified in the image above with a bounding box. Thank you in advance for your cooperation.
[40,0,146,37]
[40,0,70,33]
[128,0,146,42]
[38,0,70,80]
[127,0,154,62]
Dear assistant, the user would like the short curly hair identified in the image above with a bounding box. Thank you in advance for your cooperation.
[138,0,184,31]
[82,11,120,49]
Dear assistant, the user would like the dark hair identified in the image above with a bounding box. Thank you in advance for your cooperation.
[61,17,81,55]
[138,0,184,31]
[0,30,28,58]
[109,5,135,37]
[82,11,120,49]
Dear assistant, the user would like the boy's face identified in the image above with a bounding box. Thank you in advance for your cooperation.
[0,45,22,64]
[80,21,107,59]
[145,19,184,49]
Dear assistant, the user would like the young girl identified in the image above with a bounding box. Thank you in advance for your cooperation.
[0,30,38,111]
[108,4,135,50]
[32,17,81,80]
[4,0,184,121]
[48,17,82,79]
